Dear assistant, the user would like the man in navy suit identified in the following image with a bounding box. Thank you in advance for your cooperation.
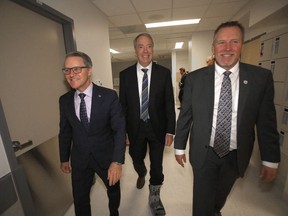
[174,21,280,216]
[59,51,125,216]
[119,33,175,215]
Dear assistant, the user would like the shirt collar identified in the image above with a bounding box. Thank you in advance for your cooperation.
[76,82,93,98]
[215,61,239,76]
[137,62,152,72]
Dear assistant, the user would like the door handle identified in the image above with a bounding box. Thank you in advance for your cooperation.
[12,140,33,152]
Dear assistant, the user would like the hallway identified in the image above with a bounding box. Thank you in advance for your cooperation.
[64,141,288,215]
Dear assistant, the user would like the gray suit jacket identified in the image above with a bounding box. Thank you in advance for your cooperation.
[174,62,280,176]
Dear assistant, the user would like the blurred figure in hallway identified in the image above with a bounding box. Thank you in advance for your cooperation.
[178,67,188,109]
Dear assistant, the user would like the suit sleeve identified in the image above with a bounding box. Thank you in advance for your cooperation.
[165,70,176,134]
[109,91,126,164]
[256,71,280,163]
[119,71,127,117]
[58,96,73,163]
[174,74,193,150]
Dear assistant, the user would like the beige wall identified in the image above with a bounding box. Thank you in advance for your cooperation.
[42,0,113,88]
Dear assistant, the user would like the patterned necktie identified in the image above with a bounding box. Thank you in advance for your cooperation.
[214,71,232,157]
[79,93,89,130]
[140,68,149,121]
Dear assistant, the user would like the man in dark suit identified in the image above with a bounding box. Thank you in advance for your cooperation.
[59,51,125,216]
[174,21,280,216]
[119,33,175,215]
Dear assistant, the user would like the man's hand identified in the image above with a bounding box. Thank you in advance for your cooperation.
[60,162,71,173]
[175,154,186,168]
[259,165,277,182]
[165,134,174,147]
[108,162,122,186]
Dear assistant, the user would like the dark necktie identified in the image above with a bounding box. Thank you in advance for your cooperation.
[140,68,149,122]
[214,71,232,157]
[79,93,89,130]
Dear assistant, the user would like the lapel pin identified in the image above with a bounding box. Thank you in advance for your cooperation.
[243,80,248,84]
[98,95,102,98]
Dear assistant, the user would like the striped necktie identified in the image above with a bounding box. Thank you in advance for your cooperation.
[213,71,232,157]
[140,68,149,121]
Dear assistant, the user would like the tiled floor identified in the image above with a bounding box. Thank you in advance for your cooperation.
[64,109,288,216]
[64,146,288,216]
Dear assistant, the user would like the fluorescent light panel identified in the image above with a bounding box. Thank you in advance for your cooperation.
[110,48,119,54]
[145,18,200,28]
[175,42,184,49]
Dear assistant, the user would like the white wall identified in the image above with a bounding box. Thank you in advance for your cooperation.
[41,0,113,88]
[190,31,214,71]
[175,50,189,72]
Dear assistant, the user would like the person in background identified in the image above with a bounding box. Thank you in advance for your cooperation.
[119,33,175,215]
[174,21,280,216]
[206,55,215,66]
[58,51,126,216]
[178,67,187,109]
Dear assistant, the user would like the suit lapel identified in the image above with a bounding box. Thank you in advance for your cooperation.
[205,67,215,121]
[128,65,141,113]
[237,63,250,126]
[89,84,102,129]
[149,63,158,104]
[67,91,80,123]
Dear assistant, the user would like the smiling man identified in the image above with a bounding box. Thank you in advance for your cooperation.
[58,51,125,216]
[119,33,175,215]
[174,21,280,216]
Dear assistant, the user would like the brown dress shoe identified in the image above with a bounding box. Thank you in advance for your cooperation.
[136,176,145,189]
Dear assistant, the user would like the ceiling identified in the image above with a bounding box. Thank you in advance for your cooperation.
[91,0,252,62]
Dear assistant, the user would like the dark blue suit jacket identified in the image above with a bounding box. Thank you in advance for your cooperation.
[59,83,126,170]
[174,62,280,176]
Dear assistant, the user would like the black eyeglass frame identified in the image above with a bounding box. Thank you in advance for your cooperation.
[62,66,89,75]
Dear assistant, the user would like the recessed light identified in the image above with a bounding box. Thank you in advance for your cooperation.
[110,48,119,54]
[145,19,200,28]
[175,42,184,49]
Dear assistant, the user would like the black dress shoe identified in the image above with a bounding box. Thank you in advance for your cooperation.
[136,176,145,189]
[214,212,222,216]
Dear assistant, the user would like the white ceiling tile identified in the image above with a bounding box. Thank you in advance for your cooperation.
[132,0,172,12]
[91,0,135,16]
[109,14,142,26]
[173,0,212,8]
[172,6,208,19]
[139,10,172,23]
[205,2,248,18]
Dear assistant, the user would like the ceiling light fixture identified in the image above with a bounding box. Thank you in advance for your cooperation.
[110,48,119,54]
[175,42,184,49]
[145,18,200,28]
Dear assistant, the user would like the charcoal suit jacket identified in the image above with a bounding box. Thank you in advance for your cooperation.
[119,62,176,144]
[174,62,280,176]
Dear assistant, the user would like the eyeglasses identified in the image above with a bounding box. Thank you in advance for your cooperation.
[62,66,88,75]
